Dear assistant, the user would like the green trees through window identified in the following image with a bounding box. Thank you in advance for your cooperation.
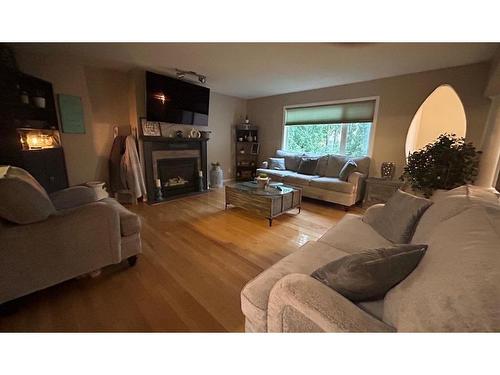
[284,122,371,156]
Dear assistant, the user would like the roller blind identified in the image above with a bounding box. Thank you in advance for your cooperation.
[285,100,376,126]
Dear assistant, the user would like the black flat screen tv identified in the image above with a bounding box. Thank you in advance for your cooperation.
[146,71,210,126]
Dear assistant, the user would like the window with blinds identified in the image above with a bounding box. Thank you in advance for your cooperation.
[283,99,376,156]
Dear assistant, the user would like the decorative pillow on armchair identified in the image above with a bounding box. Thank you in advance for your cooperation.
[268,157,286,170]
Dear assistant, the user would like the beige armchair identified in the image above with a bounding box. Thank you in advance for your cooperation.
[0,166,142,304]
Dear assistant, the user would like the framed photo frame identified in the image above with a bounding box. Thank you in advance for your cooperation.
[58,94,85,134]
[251,143,260,155]
[141,118,161,137]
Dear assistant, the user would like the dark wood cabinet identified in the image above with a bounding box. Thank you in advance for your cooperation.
[21,148,68,193]
[0,66,68,192]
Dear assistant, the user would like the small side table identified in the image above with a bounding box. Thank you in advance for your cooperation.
[363,177,404,208]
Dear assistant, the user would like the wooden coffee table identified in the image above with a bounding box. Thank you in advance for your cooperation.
[225,182,302,226]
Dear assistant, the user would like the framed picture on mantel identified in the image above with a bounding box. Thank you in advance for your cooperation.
[141,118,161,137]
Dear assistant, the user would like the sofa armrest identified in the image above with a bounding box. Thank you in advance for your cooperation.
[267,273,395,332]
[363,203,385,222]
[348,172,367,202]
[50,186,98,210]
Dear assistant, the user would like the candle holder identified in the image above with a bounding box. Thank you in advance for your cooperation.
[381,162,396,180]
[155,186,163,201]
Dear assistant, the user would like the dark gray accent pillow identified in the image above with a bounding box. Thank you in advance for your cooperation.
[311,244,428,302]
[297,157,319,175]
[363,189,433,243]
[338,159,357,181]
[268,157,286,170]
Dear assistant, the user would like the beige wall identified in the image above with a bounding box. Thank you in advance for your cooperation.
[247,62,492,177]
[15,52,246,185]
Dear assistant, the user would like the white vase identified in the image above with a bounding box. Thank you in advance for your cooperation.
[209,166,224,188]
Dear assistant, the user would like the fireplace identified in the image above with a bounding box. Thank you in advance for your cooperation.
[141,136,208,203]
[157,157,198,194]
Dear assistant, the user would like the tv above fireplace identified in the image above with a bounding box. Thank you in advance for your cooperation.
[146,71,210,126]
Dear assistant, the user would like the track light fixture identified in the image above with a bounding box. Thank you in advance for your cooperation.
[175,69,207,85]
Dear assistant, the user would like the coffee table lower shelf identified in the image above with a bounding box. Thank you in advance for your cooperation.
[225,184,302,226]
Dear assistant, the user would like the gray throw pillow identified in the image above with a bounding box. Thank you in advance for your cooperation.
[311,244,428,302]
[297,157,319,175]
[314,155,329,176]
[338,159,357,181]
[268,157,286,170]
[276,150,303,171]
[325,154,346,177]
[363,189,433,243]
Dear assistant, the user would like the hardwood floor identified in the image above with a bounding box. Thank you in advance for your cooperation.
[0,188,359,332]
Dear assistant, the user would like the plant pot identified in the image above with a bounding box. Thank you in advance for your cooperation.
[256,176,269,189]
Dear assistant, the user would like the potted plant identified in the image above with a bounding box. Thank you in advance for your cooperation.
[256,173,270,189]
[400,133,481,198]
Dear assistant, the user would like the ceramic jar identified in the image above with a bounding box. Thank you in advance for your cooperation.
[209,164,224,188]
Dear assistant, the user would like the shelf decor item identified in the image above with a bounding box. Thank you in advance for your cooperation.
[381,162,396,179]
[32,90,46,109]
[17,128,61,151]
[190,128,201,138]
[209,162,224,188]
[400,134,481,197]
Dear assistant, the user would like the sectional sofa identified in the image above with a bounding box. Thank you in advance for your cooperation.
[257,150,370,208]
[241,185,500,332]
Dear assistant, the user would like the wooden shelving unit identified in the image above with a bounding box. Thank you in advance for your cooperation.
[235,124,259,181]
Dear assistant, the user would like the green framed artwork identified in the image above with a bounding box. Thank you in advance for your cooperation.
[58,94,85,134]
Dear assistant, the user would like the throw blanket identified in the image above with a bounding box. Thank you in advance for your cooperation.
[120,135,147,199]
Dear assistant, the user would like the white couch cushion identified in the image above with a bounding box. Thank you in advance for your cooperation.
[384,206,500,332]
[283,173,319,186]
[256,168,295,182]
[319,213,393,253]
[310,177,354,194]
[241,241,348,332]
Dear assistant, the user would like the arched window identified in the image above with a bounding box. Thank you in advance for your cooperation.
[405,85,466,156]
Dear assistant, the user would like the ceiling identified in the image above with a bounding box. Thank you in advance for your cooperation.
[12,43,499,99]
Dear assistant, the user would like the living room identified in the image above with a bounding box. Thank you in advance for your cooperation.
[1,2,500,374]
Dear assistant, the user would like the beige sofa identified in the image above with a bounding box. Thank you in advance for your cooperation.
[241,185,500,332]
[257,150,370,207]
[0,166,142,305]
